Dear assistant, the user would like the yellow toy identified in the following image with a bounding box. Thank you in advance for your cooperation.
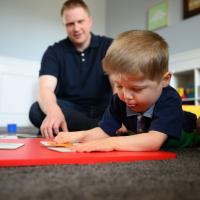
[182,105,200,117]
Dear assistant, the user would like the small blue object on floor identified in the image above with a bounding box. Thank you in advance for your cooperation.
[7,124,17,133]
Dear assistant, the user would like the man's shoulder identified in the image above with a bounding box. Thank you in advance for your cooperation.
[91,33,113,45]
[49,38,68,48]
[44,38,72,55]
[94,34,112,41]
[92,33,113,40]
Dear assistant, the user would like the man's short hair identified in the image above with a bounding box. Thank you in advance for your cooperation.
[61,0,90,16]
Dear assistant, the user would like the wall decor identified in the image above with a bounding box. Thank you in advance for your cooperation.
[148,0,168,31]
[183,0,200,19]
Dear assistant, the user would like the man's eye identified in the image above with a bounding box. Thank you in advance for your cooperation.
[66,23,73,27]
[78,20,84,24]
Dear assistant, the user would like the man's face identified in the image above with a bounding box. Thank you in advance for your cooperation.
[62,7,92,48]
[111,74,165,113]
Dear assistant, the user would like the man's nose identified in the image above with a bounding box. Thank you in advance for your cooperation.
[74,23,80,31]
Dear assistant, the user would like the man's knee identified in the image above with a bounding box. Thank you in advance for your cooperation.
[29,102,44,128]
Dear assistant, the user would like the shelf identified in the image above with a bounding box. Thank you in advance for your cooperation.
[171,69,200,105]
[182,98,195,102]
[169,48,200,106]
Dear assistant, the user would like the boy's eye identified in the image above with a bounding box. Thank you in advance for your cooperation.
[116,85,122,89]
[132,88,144,92]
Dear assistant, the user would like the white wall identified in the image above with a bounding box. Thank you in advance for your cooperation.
[0,0,64,61]
[106,0,200,55]
[86,0,106,35]
[0,0,106,61]
[0,56,40,126]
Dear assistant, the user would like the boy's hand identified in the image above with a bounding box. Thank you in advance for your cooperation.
[54,131,82,144]
[54,127,110,146]
[72,137,114,152]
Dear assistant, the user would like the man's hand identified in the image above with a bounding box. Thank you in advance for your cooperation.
[40,111,68,139]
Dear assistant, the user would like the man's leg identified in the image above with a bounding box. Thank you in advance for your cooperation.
[29,102,45,128]
[29,100,95,131]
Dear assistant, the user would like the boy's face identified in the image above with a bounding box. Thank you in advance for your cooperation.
[111,73,170,113]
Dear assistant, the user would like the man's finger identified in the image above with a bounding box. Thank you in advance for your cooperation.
[61,122,68,132]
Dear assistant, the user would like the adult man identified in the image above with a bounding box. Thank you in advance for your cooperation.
[29,0,113,138]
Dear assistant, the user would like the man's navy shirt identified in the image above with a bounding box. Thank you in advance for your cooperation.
[99,86,183,140]
[39,33,113,107]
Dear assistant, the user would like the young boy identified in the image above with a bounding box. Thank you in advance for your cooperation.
[54,30,200,152]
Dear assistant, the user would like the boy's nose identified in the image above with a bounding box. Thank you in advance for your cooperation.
[123,89,133,100]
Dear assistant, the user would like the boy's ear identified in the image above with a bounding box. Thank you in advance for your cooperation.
[162,72,172,87]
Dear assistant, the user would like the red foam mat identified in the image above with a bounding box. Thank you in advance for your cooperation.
[0,138,176,167]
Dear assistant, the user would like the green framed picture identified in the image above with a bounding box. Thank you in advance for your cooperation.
[148,0,169,31]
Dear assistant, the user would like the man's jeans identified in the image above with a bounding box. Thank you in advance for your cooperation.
[29,99,107,131]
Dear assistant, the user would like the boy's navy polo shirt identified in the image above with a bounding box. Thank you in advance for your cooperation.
[99,86,183,140]
[39,33,113,107]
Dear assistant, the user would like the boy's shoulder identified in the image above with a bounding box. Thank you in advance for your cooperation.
[154,85,182,115]
[112,94,125,105]
[110,94,127,114]
[159,85,181,103]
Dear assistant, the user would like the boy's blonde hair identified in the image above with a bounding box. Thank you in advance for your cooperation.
[61,0,90,16]
[102,30,169,82]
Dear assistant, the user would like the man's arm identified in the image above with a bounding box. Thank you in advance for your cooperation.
[38,75,68,138]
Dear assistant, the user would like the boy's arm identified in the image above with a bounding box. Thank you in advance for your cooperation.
[54,127,109,144]
[111,131,168,151]
[73,131,168,152]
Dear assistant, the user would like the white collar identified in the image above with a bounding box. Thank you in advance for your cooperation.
[126,104,155,118]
